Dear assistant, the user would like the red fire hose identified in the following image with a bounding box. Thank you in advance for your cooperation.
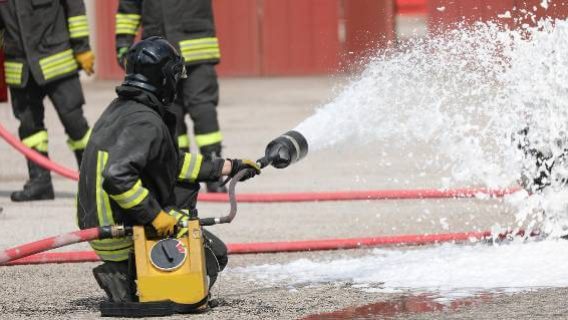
[2,229,506,266]
[0,228,101,265]
[0,124,79,180]
[227,230,493,254]
[0,226,127,265]
[197,188,519,203]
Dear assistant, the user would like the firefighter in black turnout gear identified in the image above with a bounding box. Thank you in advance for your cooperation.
[0,0,95,202]
[76,37,260,303]
[115,0,227,193]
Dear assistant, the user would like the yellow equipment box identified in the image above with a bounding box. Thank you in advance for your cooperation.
[133,219,209,306]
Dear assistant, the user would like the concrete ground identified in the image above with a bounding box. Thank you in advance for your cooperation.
[0,77,561,320]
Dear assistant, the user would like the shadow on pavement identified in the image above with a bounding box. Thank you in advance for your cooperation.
[71,297,105,313]
[0,190,76,199]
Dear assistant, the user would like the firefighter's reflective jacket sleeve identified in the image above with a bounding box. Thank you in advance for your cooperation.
[177,151,224,183]
[61,0,91,53]
[102,121,163,225]
[115,0,142,50]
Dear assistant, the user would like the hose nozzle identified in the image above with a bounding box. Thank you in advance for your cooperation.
[258,130,308,169]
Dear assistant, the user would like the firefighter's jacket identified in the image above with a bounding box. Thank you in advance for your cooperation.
[77,85,224,261]
[0,0,91,87]
[116,0,220,66]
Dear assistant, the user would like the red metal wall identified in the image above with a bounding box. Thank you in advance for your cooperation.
[549,1,568,18]
[95,0,123,80]
[397,0,428,15]
[95,0,396,79]
[213,0,261,76]
[261,0,341,75]
[344,0,396,67]
[428,0,568,31]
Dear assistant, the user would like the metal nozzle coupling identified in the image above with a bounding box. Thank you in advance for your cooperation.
[99,225,133,239]
[258,130,308,169]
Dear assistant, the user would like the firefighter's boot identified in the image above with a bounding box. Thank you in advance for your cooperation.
[201,143,227,193]
[11,155,55,202]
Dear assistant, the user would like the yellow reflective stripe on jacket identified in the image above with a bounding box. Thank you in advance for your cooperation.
[109,179,149,209]
[22,130,48,152]
[67,128,91,151]
[93,151,130,262]
[181,50,221,62]
[179,37,221,62]
[90,242,132,262]
[178,153,203,182]
[168,209,189,238]
[195,131,223,147]
[115,13,141,35]
[39,49,77,81]
[67,15,89,38]
[96,151,115,227]
[177,134,190,149]
[91,237,133,251]
[4,61,23,85]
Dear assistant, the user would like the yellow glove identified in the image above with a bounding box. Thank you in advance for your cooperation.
[75,51,95,76]
[169,209,190,238]
[151,210,177,237]
[228,159,261,182]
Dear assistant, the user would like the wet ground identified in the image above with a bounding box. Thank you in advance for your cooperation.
[0,77,564,319]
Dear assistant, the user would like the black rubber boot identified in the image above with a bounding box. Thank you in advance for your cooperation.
[93,261,137,303]
[11,156,54,202]
[201,143,227,193]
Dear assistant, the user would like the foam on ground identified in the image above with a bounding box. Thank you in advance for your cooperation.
[233,240,568,297]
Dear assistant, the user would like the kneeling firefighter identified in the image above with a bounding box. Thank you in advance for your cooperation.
[76,37,260,307]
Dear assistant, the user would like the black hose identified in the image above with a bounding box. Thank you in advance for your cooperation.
[200,169,250,226]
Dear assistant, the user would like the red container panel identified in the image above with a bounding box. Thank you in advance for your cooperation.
[96,0,260,78]
[213,0,261,76]
[344,0,396,66]
[429,0,568,31]
[428,0,503,28]
[95,0,123,80]
[428,0,461,31]
[94,0,396,77]
[549,1,568,19]
[484,0,516,21]
[513,0,547,26]
[261,0,341,75]
[397,0,428,15]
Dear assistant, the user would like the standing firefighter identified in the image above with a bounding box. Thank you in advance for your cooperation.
[115,0,227,193]
[0,0,94,201]
[77,37,260,304]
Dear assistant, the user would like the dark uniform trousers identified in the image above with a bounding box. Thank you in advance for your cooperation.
[115,0,224,157]
[10,74,89,146]
[171,63,220,155]
[1,0,92,167]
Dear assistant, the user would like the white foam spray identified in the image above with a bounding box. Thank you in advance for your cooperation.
[294,18,568,236]
[233,240,568,296]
